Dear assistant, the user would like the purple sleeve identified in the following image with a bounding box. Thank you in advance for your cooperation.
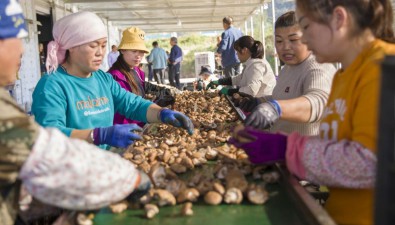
[109,70,132,92]
[286,133,377,188]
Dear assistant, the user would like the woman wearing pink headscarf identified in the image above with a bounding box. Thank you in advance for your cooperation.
[31,11,194,151]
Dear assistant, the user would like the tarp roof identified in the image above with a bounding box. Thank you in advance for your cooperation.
[65,0,270,33]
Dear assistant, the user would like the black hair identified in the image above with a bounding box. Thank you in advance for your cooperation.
[152,41,158,46]
[223,16,233,25]
[275,11,298,29]
[108,53,141,95]
[170,37,177,43]
[234,36,264,59]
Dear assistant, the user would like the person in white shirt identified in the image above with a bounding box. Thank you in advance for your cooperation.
[107,44,120,68]
[207,35,276,97]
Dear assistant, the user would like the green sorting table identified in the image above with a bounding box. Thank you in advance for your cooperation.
[93,165,336,225]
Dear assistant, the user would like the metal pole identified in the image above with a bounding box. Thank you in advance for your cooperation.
[271,0,278,75]
[261,5,265,54]
[250,16,254,38]
[244,20,248,35]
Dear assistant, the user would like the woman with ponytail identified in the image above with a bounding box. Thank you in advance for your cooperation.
[229,1,395,224]
[206,35,276,97]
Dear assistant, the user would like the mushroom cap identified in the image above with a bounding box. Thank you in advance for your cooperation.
[204,191,223,205]
[224,188,243,204]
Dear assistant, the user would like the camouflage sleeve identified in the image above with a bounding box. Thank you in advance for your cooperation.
[19,127,139,210]
[0,91,39,187]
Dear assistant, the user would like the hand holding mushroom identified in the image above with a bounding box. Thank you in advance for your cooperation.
[159,109,194,135]
[228,126,287,164]
[93,124,143,148]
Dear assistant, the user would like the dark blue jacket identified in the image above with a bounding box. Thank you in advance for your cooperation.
[169,45,183,65]
[217,26,243,67]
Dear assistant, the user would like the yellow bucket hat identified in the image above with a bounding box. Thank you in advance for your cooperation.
[118,27,149,53]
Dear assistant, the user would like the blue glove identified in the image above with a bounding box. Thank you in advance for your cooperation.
[160,109,194,135]
[244,100,281,130]
[93,124,142,148]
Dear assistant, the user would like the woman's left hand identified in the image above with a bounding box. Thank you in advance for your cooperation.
[159,109,194,135]
[228,126,287,164]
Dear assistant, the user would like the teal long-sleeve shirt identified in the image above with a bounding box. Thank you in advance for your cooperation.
[32,67,153,149]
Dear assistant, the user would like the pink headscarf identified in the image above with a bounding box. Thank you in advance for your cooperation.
[46,11,107,73]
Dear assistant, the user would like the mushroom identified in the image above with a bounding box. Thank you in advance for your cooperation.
[215,165,229,179]
[166,179,187,196]
[213,182,225,195]
[240,164,253,176]
[225,169,248,193]
[77,213,94,225]
[139,161,151,173]
[204,191,223,205]
[149,163,167,188]
[195,180,213,195]
[262,171,280,184]
[247,184,269,205]
[252,166,268,180]
[145,204,159,219]
[159,143,169,150]
[177,188,200,203]
[180,202,193,216]
[207,130,216,141]
[165,167,179,179]
[122,152,134,160]
[140,190,154,205]
[153,189,176,206]
[187,173,203,187]
[181,156,194,169]
[232,124,252,143]
[205,148,218,160]
[224,188,243,204]
[170,164,187,173]
[109,200,129,214]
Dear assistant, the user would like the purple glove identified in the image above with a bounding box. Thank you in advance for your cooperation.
[160,109,194,135]
[93,124,142,148]
[228,127,287,164]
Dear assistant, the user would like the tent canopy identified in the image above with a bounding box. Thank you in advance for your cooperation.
[65,0,269,33]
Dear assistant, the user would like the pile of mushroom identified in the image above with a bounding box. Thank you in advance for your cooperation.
[109,91,279,219]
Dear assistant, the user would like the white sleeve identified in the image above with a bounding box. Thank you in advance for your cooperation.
[19,127,139,210]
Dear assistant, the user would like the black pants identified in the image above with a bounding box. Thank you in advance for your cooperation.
[153,68,165,84]
[147,64,154,81]
[169,63,181,89]
[224,63,241,78]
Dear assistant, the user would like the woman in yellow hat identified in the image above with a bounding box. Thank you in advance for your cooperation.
[109,27,149,125]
